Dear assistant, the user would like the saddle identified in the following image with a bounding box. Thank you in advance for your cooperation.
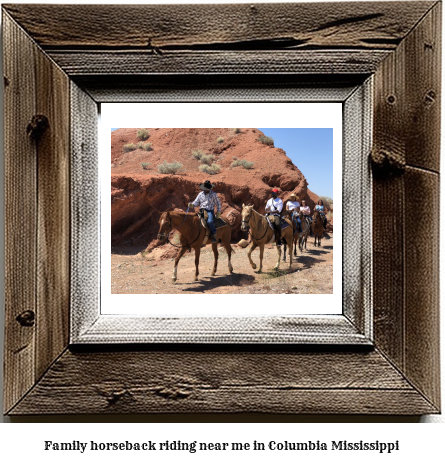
[197,210,227,230]
[266,215,291,231]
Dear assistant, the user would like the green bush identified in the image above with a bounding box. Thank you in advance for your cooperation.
[158,161,183,174]
[199,164,221,175]
[123,143,137,153]
[231,159,254,169]
[137,142,153,151]
[258,135,274,146]
[141,162,151,170]
[200,154,215,165]
[217,136,224,144]
[233,128,241,134]
[137,129,150,141]
[191,149,206,160]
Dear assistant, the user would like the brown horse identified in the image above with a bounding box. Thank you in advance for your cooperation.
[157,211,234,282]
[312,210,324,246]
[241,204,293,272]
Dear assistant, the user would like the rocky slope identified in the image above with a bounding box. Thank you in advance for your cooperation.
[111,128,322,249]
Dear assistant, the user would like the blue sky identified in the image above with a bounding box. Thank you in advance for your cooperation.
[259,128,333,198]
[111,128,333,198]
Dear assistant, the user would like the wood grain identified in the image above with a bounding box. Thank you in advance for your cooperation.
[371,3,441,411]
[3,3,435,49]
[404,167,440,409]
[9,349,437,415]
[3,12,37,414]
[35,43,71,380]
[47,50,390,76]
[2,2,441,416]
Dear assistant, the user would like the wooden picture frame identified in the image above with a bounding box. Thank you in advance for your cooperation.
[2,2,440,415]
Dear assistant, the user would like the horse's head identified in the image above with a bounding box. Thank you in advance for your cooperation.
[157,212,171,241]
[241,204,254,231]
[312,210,320,225]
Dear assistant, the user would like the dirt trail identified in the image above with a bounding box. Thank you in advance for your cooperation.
[111,236,333,294]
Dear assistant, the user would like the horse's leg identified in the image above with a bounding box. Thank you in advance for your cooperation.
[223,235,233,273]
[274,244,281,270]
[283,241,287,262]
[247,241,258,270]
[259,244,265,273]
[287,232,293,268]
[211,242,218,276]
[172,246,187,282]
[194,246,201,281]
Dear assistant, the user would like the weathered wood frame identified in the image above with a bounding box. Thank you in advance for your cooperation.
[3,2,441,415]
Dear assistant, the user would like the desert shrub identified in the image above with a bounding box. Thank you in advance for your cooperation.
[258,135,274,146]
[233,128,241,134]
[200,154,215,165]
[199,163,221,175]
[123,143,137,153]
[191,149,206,160]
[141,162,151,170]
[231,159,254,169]
[217,136,224,144]
[158,161,183,174]
[137,129,150,141]
[137,142,153,151]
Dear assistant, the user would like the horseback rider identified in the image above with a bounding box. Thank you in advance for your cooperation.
[188,180,221,244]
[300,199,312,230]
[286,192,302,233]
[265,188,283,246]
[315,199,328,230]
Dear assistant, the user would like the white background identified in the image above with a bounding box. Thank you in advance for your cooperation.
[102,103,342,315]
[0,0,444,460]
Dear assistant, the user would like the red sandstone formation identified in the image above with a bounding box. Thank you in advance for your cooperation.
[111,128,325,249]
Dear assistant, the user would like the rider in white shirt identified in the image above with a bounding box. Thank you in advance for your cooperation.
[265,188,283,245]
[286,193,302,232]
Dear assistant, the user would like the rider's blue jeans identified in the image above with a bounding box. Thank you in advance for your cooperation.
[292,213,302,232]
[206,209,216,235]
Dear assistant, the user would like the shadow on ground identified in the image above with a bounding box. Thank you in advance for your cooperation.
[182,273,255,293]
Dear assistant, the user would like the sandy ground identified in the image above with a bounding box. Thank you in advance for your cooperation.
[111,236,333,295]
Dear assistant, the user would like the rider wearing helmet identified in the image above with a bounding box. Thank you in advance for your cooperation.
[265,188,283,246]
[188,180,221,244]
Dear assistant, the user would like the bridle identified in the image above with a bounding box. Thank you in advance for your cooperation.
[157,209,202,248]
[242,208,269,241]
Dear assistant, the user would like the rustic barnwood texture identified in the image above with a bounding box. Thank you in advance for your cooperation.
[3,13,38,414]
[2,2,435,49]
[9,349,437,415]
[404,167,440,408]
[372,2,441,410]
[3,11,71,413]
[47,50,391,76]
[2,2,441,416]
[35,40,71,381]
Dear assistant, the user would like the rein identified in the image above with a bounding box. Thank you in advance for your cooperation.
[244,209,269,242]
[158,208,203,248]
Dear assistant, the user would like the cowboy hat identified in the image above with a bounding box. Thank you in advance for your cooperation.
[290,192,299,199]
[199,180,214,191]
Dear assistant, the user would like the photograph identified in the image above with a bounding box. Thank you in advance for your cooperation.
[110,127,334,296]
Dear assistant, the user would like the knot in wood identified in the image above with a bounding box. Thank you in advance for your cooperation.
[370,149,405,176]
[27,115,49,140]
[16,310,35,327]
